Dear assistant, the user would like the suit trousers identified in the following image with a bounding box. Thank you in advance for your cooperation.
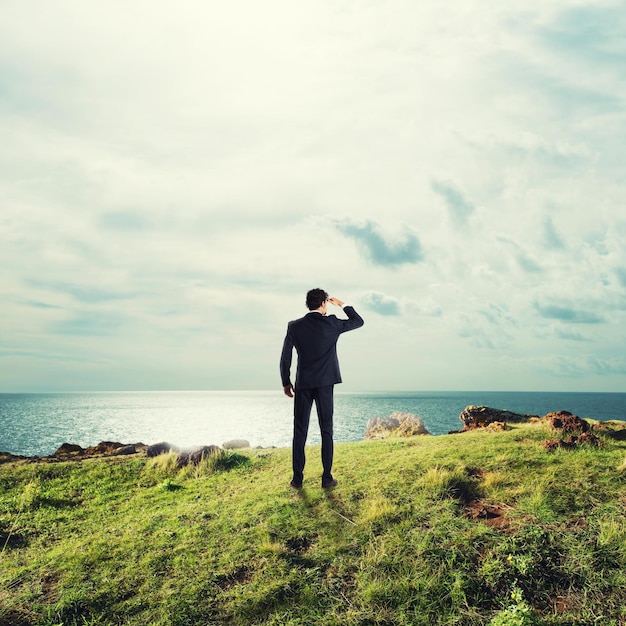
[292,385,334,483]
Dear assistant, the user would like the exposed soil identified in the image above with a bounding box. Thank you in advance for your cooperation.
[465,499,509,528]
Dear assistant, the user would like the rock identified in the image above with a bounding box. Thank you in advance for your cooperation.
[84,441,125,456]
[176,445,221,467]
[222,439,250,450]
[544,410,590,433]
[365,411,430,439]
[457,406,537,431]
[54,443,85,456]
[610,429,626,441]
[577,432,602,446]
[543,432,602,451]
[111,445,138,456]
[541,412,603,452]
[483,421,508,432]
[146,442,179,457]
[0,451,28,464]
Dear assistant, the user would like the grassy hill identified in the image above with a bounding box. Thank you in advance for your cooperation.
[1,422,625,625]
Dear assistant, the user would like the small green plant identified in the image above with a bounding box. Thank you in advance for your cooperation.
[159,479,182,492]
[489,586,541,626]
[209,450,249,472]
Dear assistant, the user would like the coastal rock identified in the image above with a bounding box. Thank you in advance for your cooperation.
[0,451,28,464]
[176,445,221,467]
[542,411,602,450]
[85,441,125,456]
[543,432,602,451]
[112,445,139,456]
[223,439,250,450]
[591,420,626,440]
[54,443,85,456]
[456,406,538,431]
[544,410,590,433]
[146,442,179,457]
[365,412,430,439]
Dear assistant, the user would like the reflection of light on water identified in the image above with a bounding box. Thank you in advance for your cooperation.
[3,390,626,457]
[98,391,297,450]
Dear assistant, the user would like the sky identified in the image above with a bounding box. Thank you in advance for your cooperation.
[2,0,626,393]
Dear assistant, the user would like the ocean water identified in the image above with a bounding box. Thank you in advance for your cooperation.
[1,390,625,457]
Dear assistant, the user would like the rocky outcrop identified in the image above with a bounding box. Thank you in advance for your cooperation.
[55,443,85,456]
[542,410,602,450]
[85,441,127,456]
[365,411,430,439]
[1,439,250,465]
[0,451,28,464]
[453,406,538,433]
[544,410,590,433]
[146,442,178,457]
[223,439,250,450]
[112,445,140,456]
[590,420,626,440]
[543,432,602,451]
[176,445,222,467]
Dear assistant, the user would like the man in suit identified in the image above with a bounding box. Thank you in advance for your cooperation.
[280,288,364,489]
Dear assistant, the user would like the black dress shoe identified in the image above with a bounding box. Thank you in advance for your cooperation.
[322,478,338,489]
[290,480,303,489]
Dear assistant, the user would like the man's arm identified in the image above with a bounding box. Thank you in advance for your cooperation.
[279,328,295,397]
[328,297,364,331]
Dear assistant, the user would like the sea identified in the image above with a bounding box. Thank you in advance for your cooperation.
[1,391,625,458]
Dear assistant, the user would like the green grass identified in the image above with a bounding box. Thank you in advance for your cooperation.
[1,424,625,625]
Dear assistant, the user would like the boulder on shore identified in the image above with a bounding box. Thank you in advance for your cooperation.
[544,410,589,433]
[454,406,538,432]
[542,410,602,450]
[223,439,250,450]
[176,445,222,467]
[146,442,179,457]
[365,411,430,439]
[54,443,85,456]
[85,441,126,456]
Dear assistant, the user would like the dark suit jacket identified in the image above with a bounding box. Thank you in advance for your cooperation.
[280,306,364,390]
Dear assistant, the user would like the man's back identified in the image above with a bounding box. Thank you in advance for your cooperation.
[280,306,364,390]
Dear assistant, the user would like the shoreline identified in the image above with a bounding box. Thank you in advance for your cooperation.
[3,410,625,465]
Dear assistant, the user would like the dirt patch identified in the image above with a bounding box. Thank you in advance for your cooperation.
[214,566,252,590]
[0,602,37,626]
[543,432,603,452]
[465,499,509,528]
[285,535,313,555]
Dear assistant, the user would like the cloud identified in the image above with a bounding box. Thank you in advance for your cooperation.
[431,179,475,225]
[23,300,62,310]
[496,236,543,274]
[555,328,589,342]
[100,211,152,231]
[534,302,604,324]
[49,312,126,337]
[361,291,400,316]
[334,219,423,267]
[543,216,565,249]
[615,267,626,288]
[538,355,626,378]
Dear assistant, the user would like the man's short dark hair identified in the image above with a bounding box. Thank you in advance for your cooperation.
[306,288,328,310]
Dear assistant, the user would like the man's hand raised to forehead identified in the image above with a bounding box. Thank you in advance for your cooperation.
[327,297,344,307]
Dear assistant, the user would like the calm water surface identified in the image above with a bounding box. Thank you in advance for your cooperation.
[1,390,625,457]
